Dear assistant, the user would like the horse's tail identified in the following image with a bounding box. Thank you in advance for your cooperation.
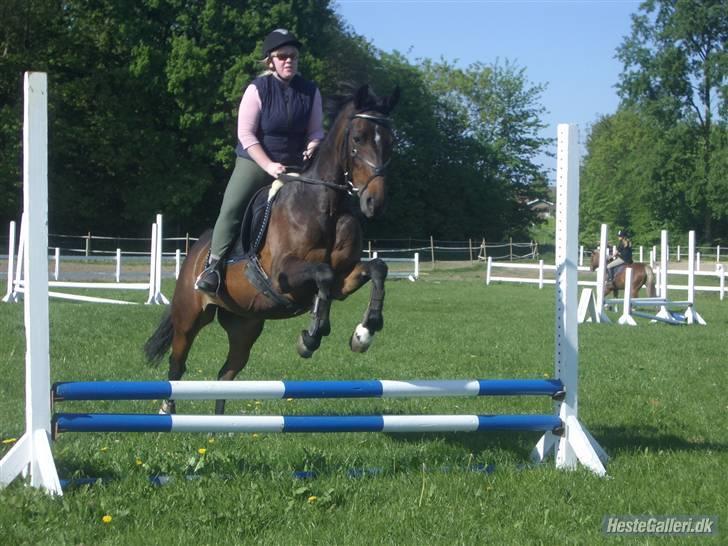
[644,264,656,297]
[144,307,174,366]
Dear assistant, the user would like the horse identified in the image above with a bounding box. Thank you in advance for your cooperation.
[144,84,400,415]
[590,247,656,299]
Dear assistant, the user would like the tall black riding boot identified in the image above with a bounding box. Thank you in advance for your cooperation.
[195,258,222,295]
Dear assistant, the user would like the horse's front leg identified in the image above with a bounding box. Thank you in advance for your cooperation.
[278,258,335,358]
[332,258,388,353]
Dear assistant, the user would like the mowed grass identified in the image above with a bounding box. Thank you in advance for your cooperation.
[0,276,726,545]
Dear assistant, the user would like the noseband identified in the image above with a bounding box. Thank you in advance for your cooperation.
[343,113,393,195]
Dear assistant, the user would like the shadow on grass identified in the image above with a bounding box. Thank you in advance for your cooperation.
[385,430,540,457]
[593,425,728,454]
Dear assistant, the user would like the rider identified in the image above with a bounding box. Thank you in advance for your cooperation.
[195,28,325,295]
[606,229,633,284]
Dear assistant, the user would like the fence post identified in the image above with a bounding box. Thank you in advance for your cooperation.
[469,238,473,265]
[430,235,435,270]
[2,221,17,302]
[368,240,372,259]
[185,232,190,255]
[538,259,544,289]
[85,231,91,256]
[718,264,725,301]
[716,245,720,264]
[509,237,513,262]
[54,247,60,280]
[115,248,121,282]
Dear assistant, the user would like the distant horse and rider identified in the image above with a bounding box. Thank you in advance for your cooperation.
[144,84,400,415]
[590,228,656,299]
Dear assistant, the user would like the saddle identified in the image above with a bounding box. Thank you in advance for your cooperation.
[225,181,298,309]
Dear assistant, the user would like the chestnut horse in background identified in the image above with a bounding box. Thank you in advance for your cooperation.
[144,85,399,415]
[590,247,656,299]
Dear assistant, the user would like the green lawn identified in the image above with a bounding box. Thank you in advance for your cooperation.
[0,276,725,544]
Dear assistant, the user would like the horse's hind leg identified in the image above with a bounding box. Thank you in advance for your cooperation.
[278,258,335,358]
[214,309,265,415]
[160,305,216,414]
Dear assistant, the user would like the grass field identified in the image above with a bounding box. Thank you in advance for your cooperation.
[1,273,726,544]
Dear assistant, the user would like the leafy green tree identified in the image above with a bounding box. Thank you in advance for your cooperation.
[580,109,696,246]
[1,0,553,244]
[616,0,728,241]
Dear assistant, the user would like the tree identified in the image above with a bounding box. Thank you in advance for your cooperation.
[616,0,728,241]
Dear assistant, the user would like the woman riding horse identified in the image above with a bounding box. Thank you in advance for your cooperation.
[606,229,632,284]
[144,83,400,415]
[590,232,656,299]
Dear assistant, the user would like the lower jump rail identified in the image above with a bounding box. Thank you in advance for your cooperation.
[53,413,564,435]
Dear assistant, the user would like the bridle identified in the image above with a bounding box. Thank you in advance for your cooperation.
[342,112,394,195]
[279,111,393,196]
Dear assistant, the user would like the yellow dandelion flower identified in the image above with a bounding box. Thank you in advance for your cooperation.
[198,448,207,456]
[286,398,294,402]
[254,401,262,406]
[135,458,143,465]
[252,433,259,439]
[100,446,109,452]
[1,438,17,445]
[307,496,317,504]
[102,515,112,524]
[208,437,215,444]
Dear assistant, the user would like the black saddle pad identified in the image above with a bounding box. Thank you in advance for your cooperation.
[229,185,275,261]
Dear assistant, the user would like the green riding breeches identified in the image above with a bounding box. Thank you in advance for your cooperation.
[210,157,272,259]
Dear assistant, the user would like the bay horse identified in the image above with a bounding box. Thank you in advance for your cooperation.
[590,247,656,299]
[144,84,400,415]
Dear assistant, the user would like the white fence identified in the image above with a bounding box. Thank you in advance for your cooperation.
[3,215,169,305]
[486,255,726,300]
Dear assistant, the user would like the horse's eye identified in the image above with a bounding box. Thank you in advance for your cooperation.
[353,135,361,144]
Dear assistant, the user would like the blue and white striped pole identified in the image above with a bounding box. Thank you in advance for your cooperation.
[54,413,563,434]
[53,379,565,401]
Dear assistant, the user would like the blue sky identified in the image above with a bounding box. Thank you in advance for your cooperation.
[334,0,642,181]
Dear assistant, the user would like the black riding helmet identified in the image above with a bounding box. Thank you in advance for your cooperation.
[618,229,629,238]
[262,28,302,57]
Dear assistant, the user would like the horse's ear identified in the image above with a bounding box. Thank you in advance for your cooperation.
[382,86,400,114]
[354,84,370,110]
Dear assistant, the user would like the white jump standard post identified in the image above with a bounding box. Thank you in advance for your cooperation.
[531,124,607,475]
[0,73,62,495]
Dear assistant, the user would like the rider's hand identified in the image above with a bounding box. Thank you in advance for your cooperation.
[265,162,287,178]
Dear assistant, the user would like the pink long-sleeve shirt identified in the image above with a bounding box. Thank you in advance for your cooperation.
[237,83,325,151]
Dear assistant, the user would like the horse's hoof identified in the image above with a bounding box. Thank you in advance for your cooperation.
[159,400,176,415]
[297,334,314,358]
[350,323,373,353]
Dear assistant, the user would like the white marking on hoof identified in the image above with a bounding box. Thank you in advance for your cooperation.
[159,400,175,415]
[350,323,373,353]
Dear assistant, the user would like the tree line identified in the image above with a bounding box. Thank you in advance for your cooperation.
[2,1,725,247]
[580,0,728,246]
[0,0,549,241]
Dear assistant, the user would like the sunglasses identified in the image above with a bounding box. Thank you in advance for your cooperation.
[272,52,298,61]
